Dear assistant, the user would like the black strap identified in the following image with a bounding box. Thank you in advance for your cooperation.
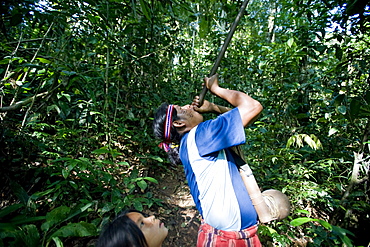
[229,146,247,169]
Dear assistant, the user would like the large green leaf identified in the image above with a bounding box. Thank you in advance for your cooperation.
[9,215,46,226]
[136,179,148,191]
[16,224,40,247]
[139,0,151,20]
[291,217,332,230]
[290,217,314,226]
[0,204,23,218]
[50,222,97,238]
[41,206,71,232]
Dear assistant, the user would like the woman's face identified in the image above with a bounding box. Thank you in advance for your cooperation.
[127,212,168,247]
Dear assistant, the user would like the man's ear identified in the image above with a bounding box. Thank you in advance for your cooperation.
[173,120,186,128]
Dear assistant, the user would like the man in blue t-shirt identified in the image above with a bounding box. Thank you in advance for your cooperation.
[153,74,263,246]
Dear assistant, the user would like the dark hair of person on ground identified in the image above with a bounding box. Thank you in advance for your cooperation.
[96,209,168,247]
[96,209,148,247]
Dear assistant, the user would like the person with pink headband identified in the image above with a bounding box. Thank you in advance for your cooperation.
[153,74,263,247]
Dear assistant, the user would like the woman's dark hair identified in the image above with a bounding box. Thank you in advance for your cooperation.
[96,209,148,247]
[153,102,183,166]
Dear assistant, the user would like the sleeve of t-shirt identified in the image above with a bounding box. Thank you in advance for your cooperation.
[195,107,246,156]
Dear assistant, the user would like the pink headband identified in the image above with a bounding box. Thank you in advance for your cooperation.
[159,104,174,152]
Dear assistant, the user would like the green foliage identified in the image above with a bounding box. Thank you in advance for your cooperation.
[259,213,356,246]
[258,224,292,246]
[290,217,354,246]
[0,203,96,247]
[0,149,160,246]
[41,148,161,213]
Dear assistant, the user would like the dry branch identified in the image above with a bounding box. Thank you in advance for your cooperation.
[0,92,48,112]
[7,38,56,45]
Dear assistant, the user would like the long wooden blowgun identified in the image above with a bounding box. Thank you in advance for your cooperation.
[198,0,250,106]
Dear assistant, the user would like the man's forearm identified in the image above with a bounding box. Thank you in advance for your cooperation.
[204,74,262,126]
[212,103,232,114]
[213,87,251,108]
[212,87,263,126]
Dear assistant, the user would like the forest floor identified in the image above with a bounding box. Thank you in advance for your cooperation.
[147,165,200,247]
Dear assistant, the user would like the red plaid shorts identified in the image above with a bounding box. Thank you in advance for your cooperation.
[197,221,262,247]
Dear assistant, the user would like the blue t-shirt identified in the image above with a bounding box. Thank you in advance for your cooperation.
[179,108,258,231]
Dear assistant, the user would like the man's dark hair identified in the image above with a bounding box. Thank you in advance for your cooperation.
[153,102,182,166]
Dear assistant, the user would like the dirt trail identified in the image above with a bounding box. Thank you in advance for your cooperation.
[149,165,200,247]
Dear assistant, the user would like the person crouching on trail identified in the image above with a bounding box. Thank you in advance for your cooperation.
[153,74,263,247]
